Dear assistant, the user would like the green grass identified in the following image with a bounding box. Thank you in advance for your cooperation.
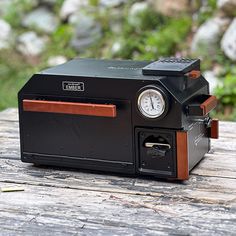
[0,51,41,110]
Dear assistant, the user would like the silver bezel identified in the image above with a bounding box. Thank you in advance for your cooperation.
[137,88,165,118]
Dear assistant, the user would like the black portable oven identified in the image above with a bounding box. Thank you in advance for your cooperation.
[18,58,219,180]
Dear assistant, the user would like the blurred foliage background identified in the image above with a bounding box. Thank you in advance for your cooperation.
[0,0,235,120]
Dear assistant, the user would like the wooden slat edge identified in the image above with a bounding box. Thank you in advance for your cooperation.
[176,131,189,180]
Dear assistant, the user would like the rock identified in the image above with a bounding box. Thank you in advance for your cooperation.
[148,0,198,17]
[22,7,59,33]
[100,0,127,8]
[70,37,98,51]
[0,19,12,49]
[70,23,102,51]
[191,16,231,56]
[0,0,38,17]
[69,13,102,52]
[221,18,236,61]
[0,0,14,16]
[68,13,94,30]
[128,2,148,28]
[47,56,67,66]
[69,13,101,38]
[217,0,236,16]
[60,0,89,20]
[17,31,47,57]
[111,41,122,55]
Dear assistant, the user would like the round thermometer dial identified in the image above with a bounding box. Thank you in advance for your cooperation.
[138,88,166,118]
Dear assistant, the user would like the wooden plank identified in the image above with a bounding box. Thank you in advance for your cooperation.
[0,109,20,160]
[0,120,19,139]
[217,121,236,137]
[0,108,18,122]
[0,108,236,235]
[0,182,235,236]
[192,152,236,178]
[0,158,235,204]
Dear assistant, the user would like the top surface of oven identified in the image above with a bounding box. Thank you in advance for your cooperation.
[40,58,163,80]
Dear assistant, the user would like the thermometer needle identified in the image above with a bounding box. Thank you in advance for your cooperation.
[149,93,154,109]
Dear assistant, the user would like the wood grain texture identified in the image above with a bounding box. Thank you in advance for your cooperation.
[200,95,217,115]
[23,99,117,118]
[176,131,188,180]
[210,118,219,139]
[0,108,236,235]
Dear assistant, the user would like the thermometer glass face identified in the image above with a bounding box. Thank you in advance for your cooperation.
[138,89,165,118]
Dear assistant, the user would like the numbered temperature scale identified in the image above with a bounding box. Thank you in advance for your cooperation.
[138,87,166,119]
[18,58,218,180]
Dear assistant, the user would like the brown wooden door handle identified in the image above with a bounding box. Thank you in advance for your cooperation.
[23,99,117,118]
[200,95,217,116]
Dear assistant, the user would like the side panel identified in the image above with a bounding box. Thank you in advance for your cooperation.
[176,121,210,180]
[187,121,210,171]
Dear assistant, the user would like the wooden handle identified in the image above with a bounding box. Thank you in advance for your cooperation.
[210,118,219,139]
[200,95,217,116]
[176,131,189,180]
[186,70,201,79]
[23,99,117,118]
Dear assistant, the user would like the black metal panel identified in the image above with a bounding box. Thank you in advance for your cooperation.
[135,128,177,178]
[18,74,185,129]
[187,121,210,171]
[21,97,133,165]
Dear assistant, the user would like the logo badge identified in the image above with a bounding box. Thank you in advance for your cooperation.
[62,81,84,92]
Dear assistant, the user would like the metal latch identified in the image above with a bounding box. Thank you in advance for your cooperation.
[145,142,171,157]
[145,142,171,149]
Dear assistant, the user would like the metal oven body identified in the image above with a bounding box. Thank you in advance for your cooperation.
[18,58,218,180]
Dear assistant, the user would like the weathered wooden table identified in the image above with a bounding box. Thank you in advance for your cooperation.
[0,108,235,235]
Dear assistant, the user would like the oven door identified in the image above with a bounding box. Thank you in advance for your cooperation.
[20,96,134,173]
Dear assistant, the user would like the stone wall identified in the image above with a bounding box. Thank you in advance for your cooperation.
[0,0,235,62]
[0,0,235,86]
